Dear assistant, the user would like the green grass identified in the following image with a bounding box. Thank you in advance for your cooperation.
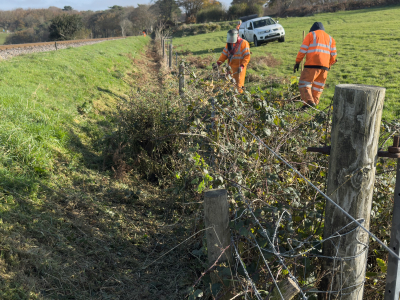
[0,37,148,191]
[0,36,153,299]
[0,33,7,45]
[174,5,400,120]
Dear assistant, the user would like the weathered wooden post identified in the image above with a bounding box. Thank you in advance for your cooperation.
[380,136,400,300]
[321,84,385,299]
[179,62,185,96]
[270,278,300,300]
[162,38,165,58]
[55,41,58,50]
[204,189,231,267]
[301,31,305,71]
[169,42,173,69]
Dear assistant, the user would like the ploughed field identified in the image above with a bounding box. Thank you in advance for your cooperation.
[174,5,400,120]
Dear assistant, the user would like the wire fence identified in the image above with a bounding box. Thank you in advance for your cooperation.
[153,34,398,299]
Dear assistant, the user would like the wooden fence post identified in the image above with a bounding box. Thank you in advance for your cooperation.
[384,137,400,299]
[270,278,300,300]
[179,62,185,96]
[320,84,385,299]
[55,41,57,51]
[169,42,173,69]
[162,38,165,58]
[204,189,231,267]
[301,31,305,71]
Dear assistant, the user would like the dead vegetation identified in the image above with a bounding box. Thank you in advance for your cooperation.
[0,39,200,300]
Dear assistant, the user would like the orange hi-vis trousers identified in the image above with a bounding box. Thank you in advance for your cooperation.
[299,68,328,105]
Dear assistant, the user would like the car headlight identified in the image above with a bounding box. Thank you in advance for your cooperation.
[260,30,271,34]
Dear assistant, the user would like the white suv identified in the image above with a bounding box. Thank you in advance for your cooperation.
[238,16,285,47]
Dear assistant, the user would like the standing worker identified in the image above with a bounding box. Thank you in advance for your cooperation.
[294,22,337,110]
[236,20,242,31]
[216,29,250,93]
[142,30,146,37]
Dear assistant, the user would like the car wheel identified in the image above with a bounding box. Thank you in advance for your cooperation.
[254,36,259,47]
[278,36,285,43]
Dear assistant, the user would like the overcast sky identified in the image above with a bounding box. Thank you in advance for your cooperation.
[0,0,232,11]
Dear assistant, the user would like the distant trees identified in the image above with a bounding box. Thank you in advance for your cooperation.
[197,1,226,23]
[48,14,88,40]
[177,0,205,22]
[155,0,181,22]
[129,5,158,34]
[62,6,73,11]
[119,19,133,37]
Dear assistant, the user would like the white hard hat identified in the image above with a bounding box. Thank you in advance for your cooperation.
[227,29,238,43]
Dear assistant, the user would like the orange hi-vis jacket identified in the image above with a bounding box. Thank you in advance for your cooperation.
[218,37,250,90]
[296,30,337,69]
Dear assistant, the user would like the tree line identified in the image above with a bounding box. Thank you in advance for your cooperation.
[0,0,395,45]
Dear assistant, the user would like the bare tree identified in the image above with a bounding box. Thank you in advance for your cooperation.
[119,19,133,37]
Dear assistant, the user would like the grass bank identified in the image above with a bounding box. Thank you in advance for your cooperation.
[173,5,400,120]
[0,33,7,45]
[0,36,168,299]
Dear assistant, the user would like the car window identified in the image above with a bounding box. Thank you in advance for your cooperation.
[253,19,269,29]
[269,18,276,24]
[247,22,253,29]
[239,23,246,29]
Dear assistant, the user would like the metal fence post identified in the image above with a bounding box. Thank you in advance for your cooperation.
[204,189,231,267]
[321,84,385,299]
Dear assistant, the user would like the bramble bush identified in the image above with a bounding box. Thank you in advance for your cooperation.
[106,37,400,299]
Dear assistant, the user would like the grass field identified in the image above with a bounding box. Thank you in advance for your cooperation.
[0,33,7,45]
[174,5,400,120]
[0,36,156,299]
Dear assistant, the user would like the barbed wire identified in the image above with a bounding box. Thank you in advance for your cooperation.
[155,38,395,298]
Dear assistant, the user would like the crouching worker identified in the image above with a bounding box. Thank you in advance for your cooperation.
[216,29,250,93]
[294,22,337,110]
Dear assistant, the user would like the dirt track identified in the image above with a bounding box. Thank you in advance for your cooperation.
[0,37,125,60]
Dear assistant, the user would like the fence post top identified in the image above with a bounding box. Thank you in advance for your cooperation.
[204,189,227,197]
[335,84,386,92]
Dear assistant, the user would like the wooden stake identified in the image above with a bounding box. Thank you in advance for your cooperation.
[321,84,385,299]
[179,62,185,96]
[270,278,301,300]
[301,31,305,71]
[204,189,231,267]
[169,42,173,69]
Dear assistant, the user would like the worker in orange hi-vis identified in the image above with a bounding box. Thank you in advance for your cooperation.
[142,31,146,37]
[236,20,242,31]
[216,29,250,93]
[294,22,337,110]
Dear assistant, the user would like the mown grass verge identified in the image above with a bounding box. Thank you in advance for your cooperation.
[0,37,182,300]
[173,5,400,120]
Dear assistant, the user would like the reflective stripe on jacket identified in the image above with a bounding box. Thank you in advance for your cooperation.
[296,30,337,69]
[218,38,251,68]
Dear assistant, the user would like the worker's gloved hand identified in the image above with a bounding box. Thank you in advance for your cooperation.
[293,63,300,73]
[216,61,222,66]
[238,65,244,73]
